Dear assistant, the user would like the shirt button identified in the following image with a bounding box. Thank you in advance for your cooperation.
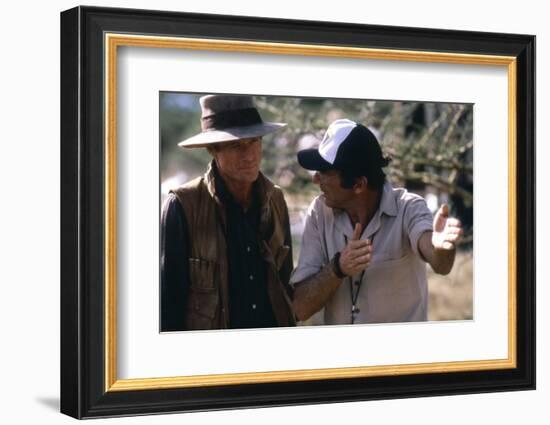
[247,246,251,252]
[249,275,254,280]
[252,304,257,310]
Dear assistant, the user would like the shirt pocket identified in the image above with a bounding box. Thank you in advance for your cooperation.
[187,258,218,321]
[188,258,216,292]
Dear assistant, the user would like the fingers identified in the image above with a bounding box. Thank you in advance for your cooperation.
[342,257,371,277]
[434,207,463,234]
[443,227,463,243]
[445,227,463,236]
[347,239,370,251]
[435,226,464,250]
[434,204,449,223]
[340,237,372,276]
[341,226,372,276]
[351,253,371,267]
[442,235,460,245]
[351,223,362,241]
[442,241,454,250]
[446,233,461,242]
[445,218,462,228]
[347,243,372,260]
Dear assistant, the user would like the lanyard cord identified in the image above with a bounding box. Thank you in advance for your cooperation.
[349,271,366,324]
[344,234,367,324]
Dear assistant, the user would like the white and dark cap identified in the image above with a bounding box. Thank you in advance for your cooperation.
[178,94,286,148]
[297,119,388,174]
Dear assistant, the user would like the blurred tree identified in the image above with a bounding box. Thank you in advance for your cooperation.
[160,94,473,245]
[255,95,473,245]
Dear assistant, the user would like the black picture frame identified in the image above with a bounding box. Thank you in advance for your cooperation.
[60,5,535,419]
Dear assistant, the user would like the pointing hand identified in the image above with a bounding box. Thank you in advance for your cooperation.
[339,223,372,277]
[432,204,463,250]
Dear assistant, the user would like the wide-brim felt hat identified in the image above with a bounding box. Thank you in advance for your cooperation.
[178,94,287,148]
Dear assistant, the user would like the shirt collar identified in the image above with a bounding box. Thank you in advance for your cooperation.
[333,181,397,238]
[379,181,398,217]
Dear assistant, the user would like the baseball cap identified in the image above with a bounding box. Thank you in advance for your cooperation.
[297,119,387,174]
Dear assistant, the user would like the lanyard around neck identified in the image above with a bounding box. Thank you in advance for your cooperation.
[343,234,367,324]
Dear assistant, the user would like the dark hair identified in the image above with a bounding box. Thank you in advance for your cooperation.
[338,155,392,190]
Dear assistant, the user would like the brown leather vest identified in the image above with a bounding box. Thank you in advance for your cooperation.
[170,163,296,330]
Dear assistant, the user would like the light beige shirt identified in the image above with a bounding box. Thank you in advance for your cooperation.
[290,182,433,324]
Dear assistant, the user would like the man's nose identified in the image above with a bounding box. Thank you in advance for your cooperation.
[240,145,255,159]
[312,172,320,184]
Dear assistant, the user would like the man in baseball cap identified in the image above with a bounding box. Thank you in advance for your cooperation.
[160,94,295,331]
[291,118,462,325]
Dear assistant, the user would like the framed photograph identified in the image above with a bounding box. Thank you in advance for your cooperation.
[60,5,535,419]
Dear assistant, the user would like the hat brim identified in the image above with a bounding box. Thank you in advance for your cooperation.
[178,122,286,148]
[297,148,334,172]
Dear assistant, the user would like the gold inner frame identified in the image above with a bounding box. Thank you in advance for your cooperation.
[104,33,517,392]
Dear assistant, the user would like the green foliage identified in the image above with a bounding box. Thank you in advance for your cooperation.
[160,93,209,180]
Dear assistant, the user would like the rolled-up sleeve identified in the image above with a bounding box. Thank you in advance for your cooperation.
[404,196,434,259]
[290,198,328,286]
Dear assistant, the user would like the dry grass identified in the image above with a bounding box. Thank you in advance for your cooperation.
[427,250,473,321]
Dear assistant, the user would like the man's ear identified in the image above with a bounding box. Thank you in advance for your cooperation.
[353,176,368,194]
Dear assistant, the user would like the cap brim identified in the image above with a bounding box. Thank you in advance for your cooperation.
[178,122,286,148]
[297,149,333,171]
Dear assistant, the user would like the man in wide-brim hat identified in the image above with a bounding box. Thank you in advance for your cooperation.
[160,94,296,331]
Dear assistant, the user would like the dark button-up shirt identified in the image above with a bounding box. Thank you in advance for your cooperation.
[160,169,277,331]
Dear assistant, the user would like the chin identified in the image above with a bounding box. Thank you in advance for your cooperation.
[239,169,259,182]
[322,196,334,208]
[323,197,342,210]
